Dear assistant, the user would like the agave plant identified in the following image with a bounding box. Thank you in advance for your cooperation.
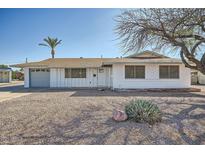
[39,37,62,58]
[125,99,162,124]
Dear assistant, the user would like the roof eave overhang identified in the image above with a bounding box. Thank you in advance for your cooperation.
[10,64,48,68]
[104,62,182,65]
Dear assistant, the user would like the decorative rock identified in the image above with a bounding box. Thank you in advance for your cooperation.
[112,109,128,121]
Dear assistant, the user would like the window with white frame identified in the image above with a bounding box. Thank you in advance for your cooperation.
[159,65,179,79]
[65,68,86,78]
[125,65,145,79]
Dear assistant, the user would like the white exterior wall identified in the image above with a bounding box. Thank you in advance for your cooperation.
[50,67,112,88]
[24,67,111,88]
[24,67,30,88]
[24,64,190,89]
[50,68,91,88]
[112,64,191,89]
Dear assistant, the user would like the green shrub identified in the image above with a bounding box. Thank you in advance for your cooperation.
[125,99,162,124]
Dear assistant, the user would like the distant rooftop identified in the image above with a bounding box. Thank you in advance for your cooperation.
[126,50,169,59]
[0,68,12,71]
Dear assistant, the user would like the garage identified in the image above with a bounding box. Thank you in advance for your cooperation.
[30,68,50,87]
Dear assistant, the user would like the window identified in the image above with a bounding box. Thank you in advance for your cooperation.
[71,68,86,78]
[65,68,86,78]
[99,68,104,73]
[159,65,179,79]
[30,68,50,72]
[65,68,71,78]
[125,65,145,79]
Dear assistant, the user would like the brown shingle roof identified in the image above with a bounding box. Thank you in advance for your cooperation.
[11,57,182,68]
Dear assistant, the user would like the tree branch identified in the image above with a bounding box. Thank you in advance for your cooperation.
[201,53,205,66]
[191,40,205,55]
[115,9,205,74]
[180,50,197,69]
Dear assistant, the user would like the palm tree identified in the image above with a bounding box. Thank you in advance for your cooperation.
[39,37,62,59]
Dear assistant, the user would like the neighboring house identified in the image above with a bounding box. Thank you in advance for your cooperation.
[198,72,205,84]
[191,70,205,85]
[11,51,191,89]
[0,68,12,83]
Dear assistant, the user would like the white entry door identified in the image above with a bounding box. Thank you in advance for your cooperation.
[97,67,112,88]
[89,68,98,88]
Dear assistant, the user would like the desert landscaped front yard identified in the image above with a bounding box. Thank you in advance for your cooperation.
[0,88,205,144]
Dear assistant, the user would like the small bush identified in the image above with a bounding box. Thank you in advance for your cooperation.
[125,100,162,124]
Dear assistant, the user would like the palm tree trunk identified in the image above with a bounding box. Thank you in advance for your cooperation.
[51,50,55,58]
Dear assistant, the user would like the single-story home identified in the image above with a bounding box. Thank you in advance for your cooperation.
[0,68,12,83]
[11,51,191,89]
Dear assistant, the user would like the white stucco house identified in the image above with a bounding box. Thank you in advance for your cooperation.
[12,51,191,89]
[0,68,12,83]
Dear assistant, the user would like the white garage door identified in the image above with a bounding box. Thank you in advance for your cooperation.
[30,68,50,87]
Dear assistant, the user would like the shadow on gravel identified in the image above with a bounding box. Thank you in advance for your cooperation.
[0,85,205,98]
[19,103,205,145]
[69,90,205,98]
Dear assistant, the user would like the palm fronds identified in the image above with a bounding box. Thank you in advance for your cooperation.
[39,36,62,58]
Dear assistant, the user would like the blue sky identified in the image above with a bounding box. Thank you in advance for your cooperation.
[0,8,124,65]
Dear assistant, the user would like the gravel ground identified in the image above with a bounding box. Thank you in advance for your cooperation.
[0,89,205,145]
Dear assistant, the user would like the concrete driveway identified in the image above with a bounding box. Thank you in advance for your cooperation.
[0,81,31,103]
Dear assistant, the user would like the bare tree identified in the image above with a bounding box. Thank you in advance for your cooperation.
[115,9,205,74]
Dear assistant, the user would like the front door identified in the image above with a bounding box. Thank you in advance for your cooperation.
[97,67,112,88]
[90,68,98,88]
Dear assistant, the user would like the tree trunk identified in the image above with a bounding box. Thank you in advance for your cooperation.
[51,50,55,59]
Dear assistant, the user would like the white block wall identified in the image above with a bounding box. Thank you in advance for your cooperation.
[112,64,191,89]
